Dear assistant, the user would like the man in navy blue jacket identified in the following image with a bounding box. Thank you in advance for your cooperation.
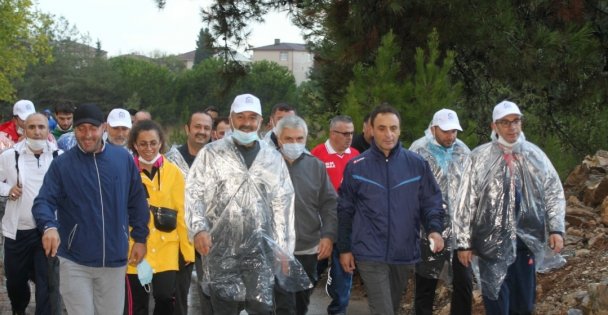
[337,104,445,315]
[33,103,149,315]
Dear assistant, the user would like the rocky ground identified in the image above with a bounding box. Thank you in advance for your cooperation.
[390,150,608,314]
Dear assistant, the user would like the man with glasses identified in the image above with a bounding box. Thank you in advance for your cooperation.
[311,115,359,315]
[455,100,566,314]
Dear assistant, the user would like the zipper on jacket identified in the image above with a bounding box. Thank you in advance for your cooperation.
[385,157,391,261]
[93,153,106,267]
[67,224,78,251]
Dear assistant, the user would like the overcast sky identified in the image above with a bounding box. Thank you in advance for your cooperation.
[35,0,305,57]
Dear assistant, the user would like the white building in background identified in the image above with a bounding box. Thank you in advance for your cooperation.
[250,39,313,85]
[176,50,251,70]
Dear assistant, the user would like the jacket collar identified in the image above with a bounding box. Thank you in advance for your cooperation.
[369,139,401,158]
[77,140,106,155]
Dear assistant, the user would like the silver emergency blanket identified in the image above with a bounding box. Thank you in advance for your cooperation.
[165,145,189,176]
[454,132,565,300]
[185,137,311,307]
[410,130,470,280]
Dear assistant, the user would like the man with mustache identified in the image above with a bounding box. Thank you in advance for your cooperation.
[410,109,472,315]
[186,94,308,314]
[166,111,213,315]
[105,108,132,149]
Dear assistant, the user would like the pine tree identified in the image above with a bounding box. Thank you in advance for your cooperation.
[194,28,215,66]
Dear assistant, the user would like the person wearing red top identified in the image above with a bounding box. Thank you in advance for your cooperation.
[311,115,359,315]
[311,117,360,191]
[0,100,36,143]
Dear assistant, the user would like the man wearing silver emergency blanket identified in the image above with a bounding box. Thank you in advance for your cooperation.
[410,109,472,315]
[454,100,565,314]
[185,93,311,314]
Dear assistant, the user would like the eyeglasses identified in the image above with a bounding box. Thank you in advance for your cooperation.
[495,119,522,127]
[331,130,354,137]
[136,141,160,149]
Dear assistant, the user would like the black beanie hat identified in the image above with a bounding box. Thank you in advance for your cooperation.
[74,103,104,127]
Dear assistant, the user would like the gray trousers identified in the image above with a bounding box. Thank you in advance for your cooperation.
[59,257,127,315]
[357,261,414,315]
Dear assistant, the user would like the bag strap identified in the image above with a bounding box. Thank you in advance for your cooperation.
[14,149,59,187]
[14,151,20,187]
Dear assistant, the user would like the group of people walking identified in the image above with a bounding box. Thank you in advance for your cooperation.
[0,93,565,315]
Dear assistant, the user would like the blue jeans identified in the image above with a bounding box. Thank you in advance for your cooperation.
[326,246,352,314]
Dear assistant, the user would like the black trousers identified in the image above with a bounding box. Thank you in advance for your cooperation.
[273,254,318,315]
[173,252,194,315]
[125,271,176,315]
[210,294,272,315]
[4,229,51,315]
[414,251,473,315]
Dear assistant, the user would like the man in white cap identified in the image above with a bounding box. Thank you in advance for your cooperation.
[0,100,36,143]
[455,100,565,314]
[106,108,132,148]
[185,93,308,314]
[410,109,472,315]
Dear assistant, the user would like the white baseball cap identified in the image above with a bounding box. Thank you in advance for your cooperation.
[107,108,132,128]
[230,94,262,116]
[13,100,36,120]
[431,109,462,131]
[492,100,522,122]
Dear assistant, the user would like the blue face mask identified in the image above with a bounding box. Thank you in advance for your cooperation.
[232,129,259,145]
[230,117,260,145]
[137,259,153,292]
[281,143,306,160]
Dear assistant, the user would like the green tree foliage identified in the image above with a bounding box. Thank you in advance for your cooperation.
[194,27,216,65]
[176,0,608,176]
[16,39,121,109]
[0,0,52,101]
[173,57,231,115]
[233,60,297,116]
[295,79,331,146]
[108,56,175,122]
[341,31,408,133]
[403,29,462,143]
[341,30,462,143]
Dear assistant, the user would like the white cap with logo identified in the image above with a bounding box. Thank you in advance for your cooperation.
[230,94,262,116]
[492,100,522,122]
[107,108,132,128]
[431,109,462,131]
[13,100,36,120]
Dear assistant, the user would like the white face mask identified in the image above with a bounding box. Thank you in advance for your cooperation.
[497,136,516,148]
[281,143,306,160]
[138,153,161,165]
[26,138,46,151]
[230,118,260,145]
[17,126,24,136]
